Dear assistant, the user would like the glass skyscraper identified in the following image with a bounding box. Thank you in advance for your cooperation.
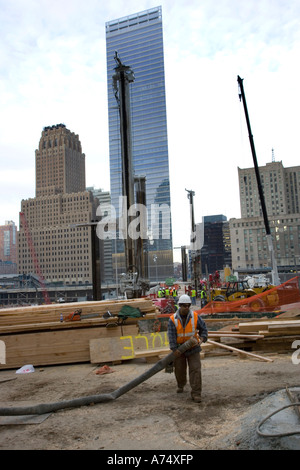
[105,6,173,281]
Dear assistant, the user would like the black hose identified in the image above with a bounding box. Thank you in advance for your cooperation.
[256,402,300,438]
[0,338,198,416]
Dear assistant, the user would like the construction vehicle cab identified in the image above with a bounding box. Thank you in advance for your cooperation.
[211,279,279,312]
[211,280,256,302]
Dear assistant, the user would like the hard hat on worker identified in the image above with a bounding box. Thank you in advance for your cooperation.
[178,294,191,305]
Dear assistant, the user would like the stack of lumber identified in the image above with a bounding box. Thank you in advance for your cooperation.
[235,318,300,354]
[196,307,300,360]
[0,298,158,333]
[213,315,300,355]
[238,319,300,336]
[0,298,159,370]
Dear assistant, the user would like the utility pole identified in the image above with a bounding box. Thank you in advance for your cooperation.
[237,75,280,285]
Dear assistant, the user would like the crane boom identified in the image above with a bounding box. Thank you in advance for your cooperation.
[237,76,280,285]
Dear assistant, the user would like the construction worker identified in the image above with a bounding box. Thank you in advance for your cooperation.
[200,288,207,308]
[165,287,170,298]
[191,288,197,305]
[172,286,178,303]
[167,294,208,403]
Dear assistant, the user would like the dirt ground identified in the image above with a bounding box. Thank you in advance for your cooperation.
[0,349,299,451]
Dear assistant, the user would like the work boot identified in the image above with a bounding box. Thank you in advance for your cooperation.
[177,387,184,393]
[192,395,202,403]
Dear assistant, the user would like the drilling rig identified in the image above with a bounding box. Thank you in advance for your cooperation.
[112,52,149,298]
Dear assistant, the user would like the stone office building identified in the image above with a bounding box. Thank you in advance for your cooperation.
[230,161,300,271]
[18,124,98,286]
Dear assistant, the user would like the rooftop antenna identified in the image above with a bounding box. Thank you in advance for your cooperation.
[272,148,275,162]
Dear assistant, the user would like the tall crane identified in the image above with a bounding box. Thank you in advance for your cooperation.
[237,76,280,285]
[19,212,51,304]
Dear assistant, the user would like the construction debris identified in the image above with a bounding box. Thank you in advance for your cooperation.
[93,365,115,375]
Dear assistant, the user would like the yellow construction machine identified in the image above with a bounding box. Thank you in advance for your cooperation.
[210,280,278,312]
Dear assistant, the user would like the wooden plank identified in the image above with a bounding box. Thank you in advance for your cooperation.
[258,329,300,337]
[238,319,300,334]
[208,333,264,340]
[207,339,273,362]
[0,324,138,370]
[90,337,130,363]
[236,335,296,353]
[133,348,169,358]
[90,331,170,364]
[0,298,156,317]
[268,322,300,331]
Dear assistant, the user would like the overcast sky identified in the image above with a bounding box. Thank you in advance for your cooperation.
[1,0,300,262]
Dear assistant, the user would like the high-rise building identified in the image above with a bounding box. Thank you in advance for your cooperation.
[0,221,17,274]
[36,124,86,197]
[18,125,98,287]
[200,215,232,274]
[105,6,173,281]
[238,161,300,218]
[231,160,300,271]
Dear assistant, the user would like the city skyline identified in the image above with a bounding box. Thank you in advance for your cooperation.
[1,1,300,262]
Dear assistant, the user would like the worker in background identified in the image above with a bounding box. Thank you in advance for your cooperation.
[191,288,197,305]
[200,288,207,308]
[165,287,170,298]
[172,286,178,303]
[185,286,191,297]
[167,294,208,403]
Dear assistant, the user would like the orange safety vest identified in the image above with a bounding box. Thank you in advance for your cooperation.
[170,311,199,344]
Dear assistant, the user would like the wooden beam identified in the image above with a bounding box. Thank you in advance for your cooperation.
[208,333,264,340]
[207,339,273,362]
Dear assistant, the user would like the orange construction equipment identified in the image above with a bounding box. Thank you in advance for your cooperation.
[197,276,300,315]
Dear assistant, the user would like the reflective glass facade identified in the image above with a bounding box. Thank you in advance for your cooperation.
[105,6,173,280]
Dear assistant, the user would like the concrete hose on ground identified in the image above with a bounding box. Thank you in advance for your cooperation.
[0,338,198,416]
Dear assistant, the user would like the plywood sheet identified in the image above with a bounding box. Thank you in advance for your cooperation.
[90,331,170,364]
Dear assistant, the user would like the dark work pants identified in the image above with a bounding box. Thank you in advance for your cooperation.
[174,352,202,398]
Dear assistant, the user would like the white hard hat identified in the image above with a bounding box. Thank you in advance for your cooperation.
[178,294,191,304]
